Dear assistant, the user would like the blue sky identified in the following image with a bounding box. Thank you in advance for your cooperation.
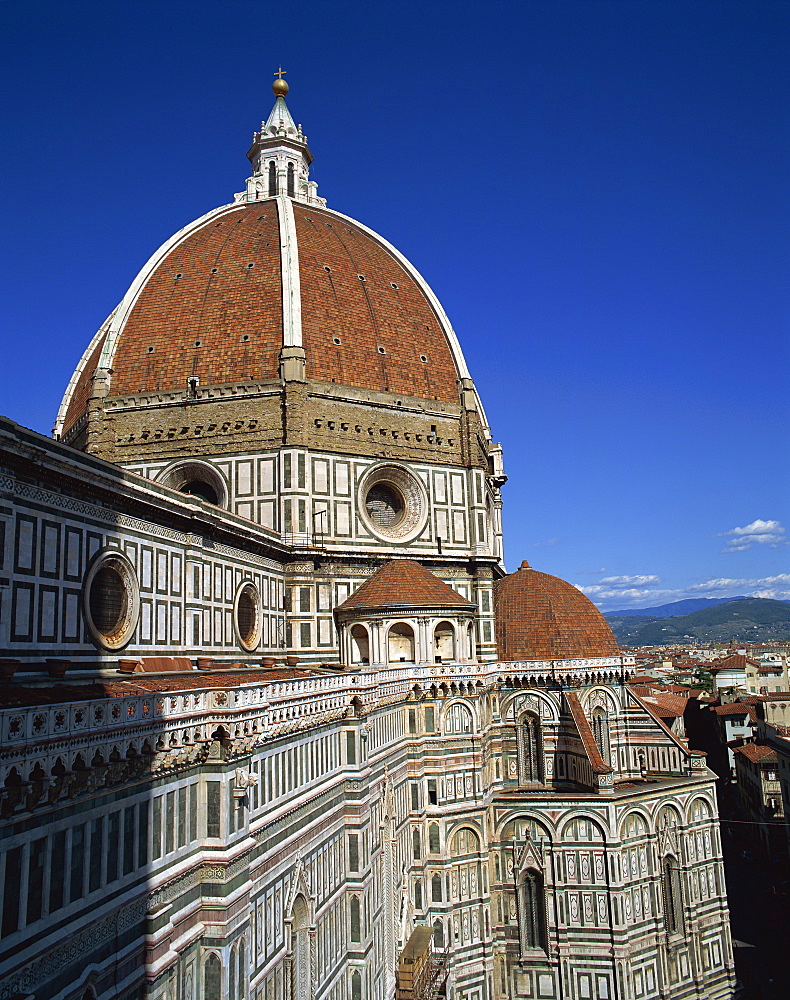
[2,0,787,610]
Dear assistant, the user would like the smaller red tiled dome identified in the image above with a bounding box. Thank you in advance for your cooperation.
[336,560,474,614]
[494,560,619,661]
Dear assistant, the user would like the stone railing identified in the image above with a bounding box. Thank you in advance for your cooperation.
[0,655,635,770]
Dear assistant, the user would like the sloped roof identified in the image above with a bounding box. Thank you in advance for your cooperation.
[713,702,758,723]
[335,559,474,613]
[734,744,778,764]
[642,692,689,718]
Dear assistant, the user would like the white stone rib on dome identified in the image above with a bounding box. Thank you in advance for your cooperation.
[54,305,118,439]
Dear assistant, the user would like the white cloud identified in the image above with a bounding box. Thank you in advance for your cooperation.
[578,575,668,606]
[716,518,787,553]
[598,574,661,587]
[686,574,790,600]
[584,572,790,611]
[576,568,607,576]
[533,537,560,547]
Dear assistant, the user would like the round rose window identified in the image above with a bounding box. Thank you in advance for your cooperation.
[358,464,428,543]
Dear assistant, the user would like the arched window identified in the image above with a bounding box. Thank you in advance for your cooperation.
[388,623,415,663]
[428,822,440,853]
[238,938,246,1000]
[517,712,544,784]
[350,895,361,942]
[434,621,455,662]
[287,162,295,197]
[412,828,421,860]
[445,702,473,735]
[204,954,221,1000]
[467,623,475,659]
[432,874,443,902]
[591,706,611,767]
[268,161,277,196]
[351,970,362,1000]
[229,945,237,1000]
[433,919,444,949]
[518,869,547,952]
[662,855,684,934]
[452,828,480,854]
[414,879,423,909]
[350,624,369,664]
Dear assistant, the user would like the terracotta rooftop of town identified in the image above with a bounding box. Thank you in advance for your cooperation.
[709,653,760,673]
[494,561,620,661]
[712,702,758,722]
[641,692,690,718]
[733,744,778,764]
[335,560,474,614]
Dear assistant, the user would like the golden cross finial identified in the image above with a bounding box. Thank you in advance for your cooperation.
[272,67,289,97]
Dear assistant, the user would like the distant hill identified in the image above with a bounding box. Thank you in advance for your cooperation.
[607,598,790,646]
[605,596,749,618]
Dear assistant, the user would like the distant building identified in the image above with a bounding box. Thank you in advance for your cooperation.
[732,744,784,860]
[710,703,759,775]
[708,654,750,696]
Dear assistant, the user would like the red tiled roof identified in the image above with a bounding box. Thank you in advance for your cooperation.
[757,692,790,701]
[294,204,460,400]
[0,669,310,709]
[494,562,620,661]
[710,653,759,672]
[643,692,689,718]
[712,702,758,723]
[734,744,778,764]
[335,560,474,613]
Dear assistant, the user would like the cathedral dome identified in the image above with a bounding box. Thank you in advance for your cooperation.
[55,86,475,442]
[494,561,620,661]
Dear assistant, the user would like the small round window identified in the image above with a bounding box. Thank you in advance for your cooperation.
[358,464,428,543]
[83,551,140,651]
[235,582,261,652]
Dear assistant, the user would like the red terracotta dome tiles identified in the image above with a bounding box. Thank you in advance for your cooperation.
[294,205,461,401]
[494,563,620,661]
[109,205,283,397]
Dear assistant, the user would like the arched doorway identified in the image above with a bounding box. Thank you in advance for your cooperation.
[350,624,370,664]
[388,623,415,663]
[433,621,455,662]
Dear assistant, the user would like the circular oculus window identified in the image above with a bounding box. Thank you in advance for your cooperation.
[234,581,262,652]
[83,550,140,651]
[358,464,428,543]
